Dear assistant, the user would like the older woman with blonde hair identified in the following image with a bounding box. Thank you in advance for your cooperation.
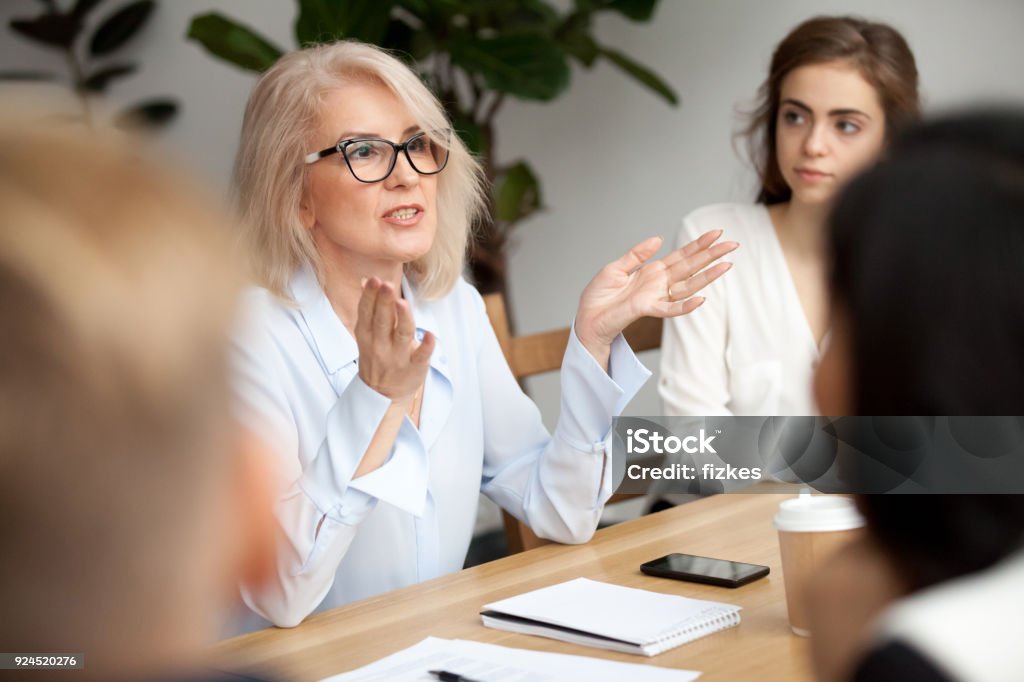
[232,40,737,628]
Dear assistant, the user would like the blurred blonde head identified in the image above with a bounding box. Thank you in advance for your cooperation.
[0,107,255,677]
[234,40,487,300]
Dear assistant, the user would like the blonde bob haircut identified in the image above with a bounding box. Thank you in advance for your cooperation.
[233,40,487,300]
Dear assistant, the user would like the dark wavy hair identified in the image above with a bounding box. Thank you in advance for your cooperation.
[742,15,920,205]
[826,109,1024,591]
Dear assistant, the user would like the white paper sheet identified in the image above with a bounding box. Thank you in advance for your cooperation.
[320,636,700,682]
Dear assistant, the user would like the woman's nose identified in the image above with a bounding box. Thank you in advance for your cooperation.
[385,150,419,188]
[803,124,829,157]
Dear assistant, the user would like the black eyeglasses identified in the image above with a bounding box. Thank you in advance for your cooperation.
[304,129,451,183]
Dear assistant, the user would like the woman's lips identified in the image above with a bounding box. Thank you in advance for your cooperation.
[381,204,424,226]
[795,168,832,183]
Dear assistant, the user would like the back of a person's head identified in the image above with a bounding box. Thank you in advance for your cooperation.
[0,111,244,678]
[826,108,1024,590]
[829,108,1024,415]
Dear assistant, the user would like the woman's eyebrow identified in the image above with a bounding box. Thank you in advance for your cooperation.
[336,131,378,140]
[335,125,422,142]
[781,98,813,113]
[827,107,871,119]
[781,98,872,119]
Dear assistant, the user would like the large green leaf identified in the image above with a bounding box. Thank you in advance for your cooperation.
[0,70,57,81]
[495,160,543,224]
[451,113,485,155]
[82,63,137,92]
[393,0,448,36]
[115,98,179,130]
[295,0,394,46]
[89,0,155,56]
[606,0,657,21]
[449,32,569,102]
[380,17,433,62]
[9,13,81,49]
[556,10,597,67]
[187,13,284,74]
[462,0,559,33]
[573,0,656,21]
[598,47,678,106]
[400,0,482,21]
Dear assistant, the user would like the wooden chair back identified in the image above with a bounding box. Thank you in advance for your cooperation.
[482,292,662,553]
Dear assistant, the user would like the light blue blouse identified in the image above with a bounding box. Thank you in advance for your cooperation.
[232,264,650,627]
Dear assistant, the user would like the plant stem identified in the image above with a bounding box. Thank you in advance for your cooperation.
[482,92,505,127]
[469,75,483,119]
[445,57,456,102]
[64,45,93,126]
[432,52,445,94]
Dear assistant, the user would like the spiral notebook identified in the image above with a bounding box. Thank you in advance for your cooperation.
[480,577,741,657]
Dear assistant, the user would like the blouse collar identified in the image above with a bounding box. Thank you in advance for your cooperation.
[288,261,442,375]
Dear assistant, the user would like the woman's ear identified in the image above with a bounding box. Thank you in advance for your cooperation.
[298,193,315,230]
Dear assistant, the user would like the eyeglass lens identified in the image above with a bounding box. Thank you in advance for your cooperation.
[343,132,449,182]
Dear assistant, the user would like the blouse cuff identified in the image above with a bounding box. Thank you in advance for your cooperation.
[298,376,428,526]
[554,321,651,447]
[347,417,429,518]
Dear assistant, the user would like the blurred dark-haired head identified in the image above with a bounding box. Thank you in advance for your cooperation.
[816,108,1024,591]
[825,108,1024,415]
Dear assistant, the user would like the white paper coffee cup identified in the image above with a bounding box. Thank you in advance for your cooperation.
[774,491,865,636]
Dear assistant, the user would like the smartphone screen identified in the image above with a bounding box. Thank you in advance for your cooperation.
[641,553,770,587]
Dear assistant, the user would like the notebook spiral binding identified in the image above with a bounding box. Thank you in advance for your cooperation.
[647,607,741,654]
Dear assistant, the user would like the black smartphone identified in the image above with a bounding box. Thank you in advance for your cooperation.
[641,553,770,588]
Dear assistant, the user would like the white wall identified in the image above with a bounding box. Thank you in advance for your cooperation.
[4,0,1023,428]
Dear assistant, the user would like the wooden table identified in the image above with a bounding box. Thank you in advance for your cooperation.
[211,493,813,681]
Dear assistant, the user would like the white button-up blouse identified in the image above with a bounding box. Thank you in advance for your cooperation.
[231,264,650,628]
[659,203,822,416]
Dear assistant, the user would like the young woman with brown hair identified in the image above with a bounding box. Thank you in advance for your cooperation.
[660,15,920,417]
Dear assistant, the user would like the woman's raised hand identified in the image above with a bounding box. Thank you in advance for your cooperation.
[355,277,434,405]
[575,230,737,364]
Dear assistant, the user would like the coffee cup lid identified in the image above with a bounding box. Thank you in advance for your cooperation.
[773,490,865,532]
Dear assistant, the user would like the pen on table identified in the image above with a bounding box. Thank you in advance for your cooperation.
[429,670,484,682]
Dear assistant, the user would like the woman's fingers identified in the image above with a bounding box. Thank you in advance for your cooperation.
[355,279,430,402]
[669,261,733,301]
[410,331,435,367]
[394,298,415,346]
[356,277,381,337]
[666,240,738,281]
[373,281,398,340]
[662,229,723,267]
[674,296,706,316]
[653,296,706,318]
[610,236,664,274]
